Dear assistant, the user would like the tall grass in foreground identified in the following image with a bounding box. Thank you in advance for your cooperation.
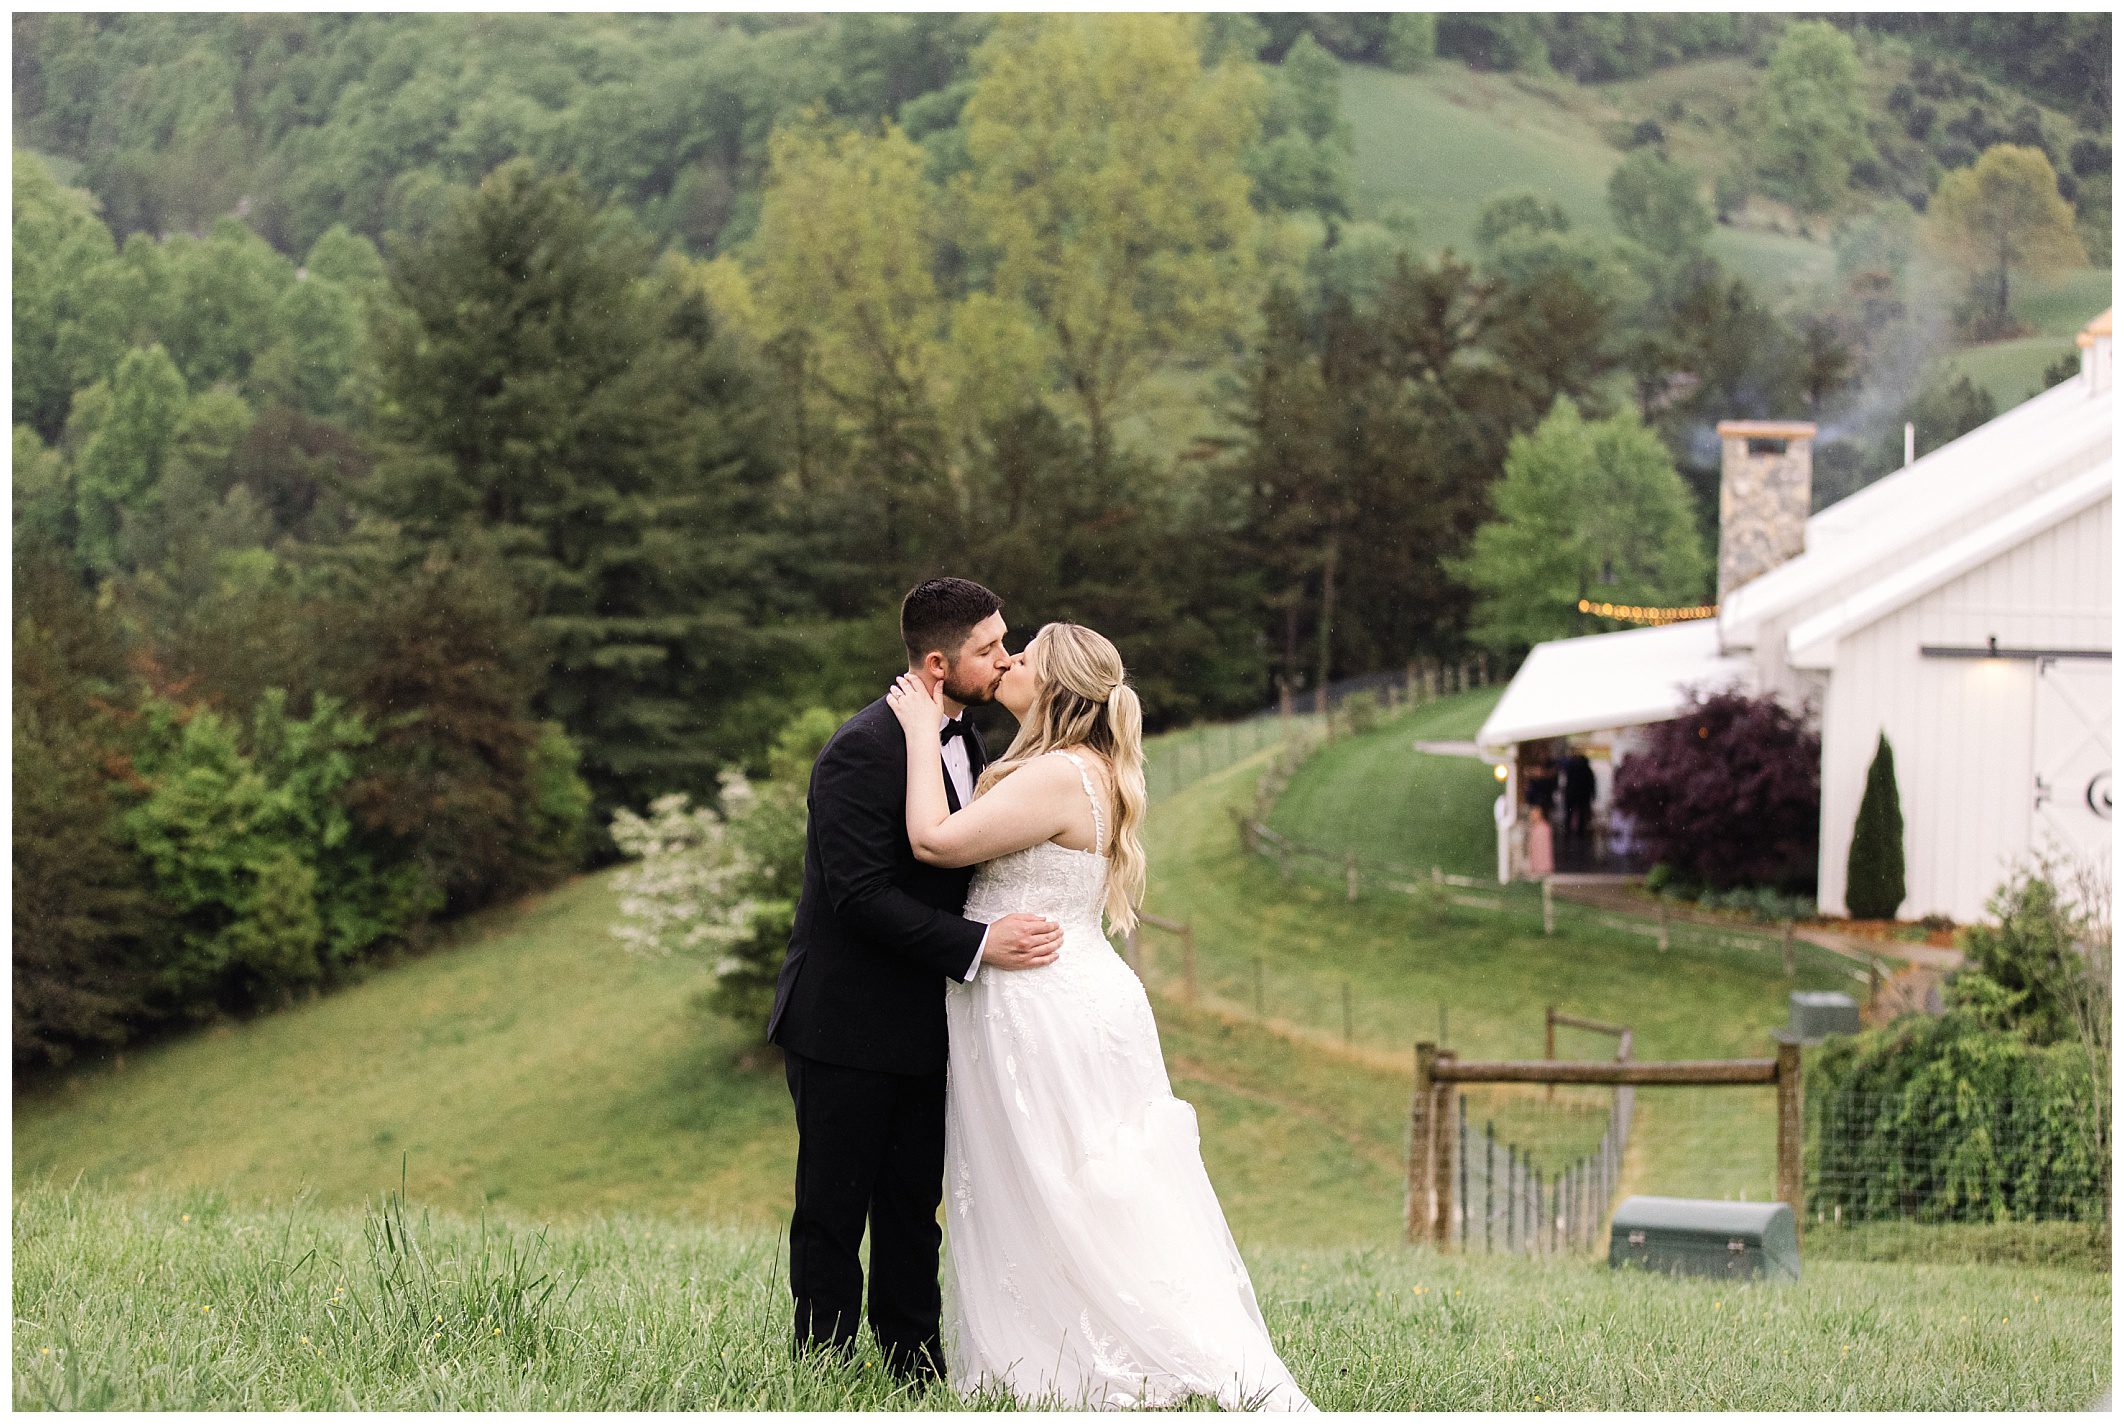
[14,1180,2107,1411]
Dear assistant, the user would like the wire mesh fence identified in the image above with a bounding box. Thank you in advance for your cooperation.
[1142,713,1316,803]
[1239,824,1884,990]
[1807,1089,2110,1226]
[1142,654,1504,804]
[1452,1083,1635,1256]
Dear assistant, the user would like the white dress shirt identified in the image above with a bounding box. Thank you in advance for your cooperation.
[941,711,992,981]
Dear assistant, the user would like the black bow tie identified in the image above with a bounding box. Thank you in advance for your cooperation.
[940,715,975,747]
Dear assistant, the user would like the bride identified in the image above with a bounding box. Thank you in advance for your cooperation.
[886,621,1315,1412]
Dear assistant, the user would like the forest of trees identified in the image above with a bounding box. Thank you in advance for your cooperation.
[12,12,2108,1070]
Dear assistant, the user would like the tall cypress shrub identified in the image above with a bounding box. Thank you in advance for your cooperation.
[1846,730,1907,919]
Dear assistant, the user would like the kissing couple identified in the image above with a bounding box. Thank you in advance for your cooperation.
[766,577,1314,1411]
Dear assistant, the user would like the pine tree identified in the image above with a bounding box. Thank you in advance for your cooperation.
[364,158,792,833]
[1845,731,1907,919]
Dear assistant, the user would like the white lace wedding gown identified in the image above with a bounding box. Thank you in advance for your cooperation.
[940,751,1316,1412]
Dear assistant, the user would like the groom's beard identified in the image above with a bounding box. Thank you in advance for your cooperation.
[942,669,1005,706]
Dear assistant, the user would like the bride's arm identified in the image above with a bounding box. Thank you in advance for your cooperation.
[888,674,1074,868]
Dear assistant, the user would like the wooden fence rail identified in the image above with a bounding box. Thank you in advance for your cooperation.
[1406,1040,1804,1253]
[1123,912,1197,1001]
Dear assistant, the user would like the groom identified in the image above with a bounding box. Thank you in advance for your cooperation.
[767,576,1063,1383]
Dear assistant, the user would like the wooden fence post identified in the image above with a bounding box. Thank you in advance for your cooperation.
[1406,1042,1437,1244]
[1544,1005,1556,1103]
[1432,1050,1457,1248]
[1776,1039,1803,1244]
[1541,877,1555,935]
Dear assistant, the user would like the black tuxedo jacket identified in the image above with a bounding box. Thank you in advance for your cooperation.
[766,696,988,1075]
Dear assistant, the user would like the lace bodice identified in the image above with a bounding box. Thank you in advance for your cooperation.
[960,751,1110,936]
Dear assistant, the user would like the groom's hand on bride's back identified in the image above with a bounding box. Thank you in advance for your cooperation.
[985,913,1063,969]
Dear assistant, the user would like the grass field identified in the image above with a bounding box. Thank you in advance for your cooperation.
[1941,267,2113,410]
[13,686,2109,1408]
[14,1179,2108,1411]
[1344,62,1621,260]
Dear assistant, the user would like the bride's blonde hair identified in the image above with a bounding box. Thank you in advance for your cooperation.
[974,621,1147,936]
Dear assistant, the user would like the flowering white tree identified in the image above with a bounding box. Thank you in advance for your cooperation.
[608,708,840,1037]
[608,773,763,969]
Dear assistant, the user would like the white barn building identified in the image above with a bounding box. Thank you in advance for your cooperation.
[1477,310,2113,925]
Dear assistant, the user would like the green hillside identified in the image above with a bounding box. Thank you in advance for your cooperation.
[10,820,1413,1249]
[6,693,1877,1230]
[16,691,2103,1266]
[1342,55,2108,409]
[1342,60,1832,302]
[1266,688,1502,880]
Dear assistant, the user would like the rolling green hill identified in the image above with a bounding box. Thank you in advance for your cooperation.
[1341,55,2109,410]
[9,806,1414,1248]
[1342,59,1834,302]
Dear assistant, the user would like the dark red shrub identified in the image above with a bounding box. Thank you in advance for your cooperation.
[1612,685,1821,891]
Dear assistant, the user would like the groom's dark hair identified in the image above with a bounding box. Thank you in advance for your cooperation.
[901,577,1003,663]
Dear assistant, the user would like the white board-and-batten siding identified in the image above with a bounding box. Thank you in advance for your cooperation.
[1816,495,2113,923]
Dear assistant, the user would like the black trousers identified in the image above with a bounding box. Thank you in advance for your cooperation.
[783,1047,948,1381]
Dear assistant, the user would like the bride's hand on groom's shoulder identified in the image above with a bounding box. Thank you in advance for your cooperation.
[886,672,944,736]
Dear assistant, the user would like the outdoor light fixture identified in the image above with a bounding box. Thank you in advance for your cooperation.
[1918,638,2111,661]
[1492,763,1508,781]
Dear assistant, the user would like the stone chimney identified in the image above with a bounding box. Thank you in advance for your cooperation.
[1715,419,1816,603]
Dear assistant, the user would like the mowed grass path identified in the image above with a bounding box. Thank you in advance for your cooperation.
[1265,690,1502,880]
[14,1179,2105,1410]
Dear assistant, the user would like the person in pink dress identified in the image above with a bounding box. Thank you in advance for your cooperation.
[1524,803,1555,879]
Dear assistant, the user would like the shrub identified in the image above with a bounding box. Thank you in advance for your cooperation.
[609,707,841,1039]
[120,689,423,1012]
[1950,853,2102,1047]
[1806,1008,2105,1224]
[1810,856,2110,1225]
[1340,690,1382,735]
[1844,731,1907,919]
[1382,12,1435,72]
[1610,687,1820,892]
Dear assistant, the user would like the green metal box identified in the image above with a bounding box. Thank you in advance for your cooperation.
[1607,1195,1800,1282]
[1787,989,1861,1042]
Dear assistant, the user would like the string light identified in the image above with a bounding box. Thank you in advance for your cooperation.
[1576,598,1717,626]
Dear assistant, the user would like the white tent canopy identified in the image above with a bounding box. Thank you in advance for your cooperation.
[1474,619,1754,758]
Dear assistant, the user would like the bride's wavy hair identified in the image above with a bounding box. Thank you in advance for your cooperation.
[974,621,1147,935]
